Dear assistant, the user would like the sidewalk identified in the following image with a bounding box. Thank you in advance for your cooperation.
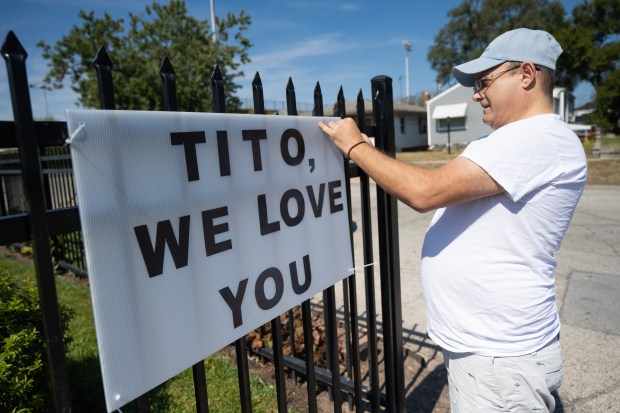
[348,183,620,412]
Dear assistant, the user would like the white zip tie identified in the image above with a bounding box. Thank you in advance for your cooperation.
[349,262,375,272]
[115,394,123,412]
[65,122,85,145]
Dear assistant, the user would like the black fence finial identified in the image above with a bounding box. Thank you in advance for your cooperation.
[92,46,115,109]
[159,56,178,111]
[211,64,226,113]
[1,31,27,59]
[252,72,265,115]
[334,86,346,118]
[356,89,366,131]
[286,77,298,116]
[313,82,324,117]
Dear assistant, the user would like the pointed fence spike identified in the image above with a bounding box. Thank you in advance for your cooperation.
[335,86,346,117]
[313,81,324,117]
[92,45,115,109]
[92,45,113,68]
[211,64,226,113]
[356,89,366,130]
[252,71,265,114]
[159,56,175,76]
[286,77,297,116]
[1,31,27,58]
[211,64,223,81]
[160,56,178,111]
[252,71,262,87]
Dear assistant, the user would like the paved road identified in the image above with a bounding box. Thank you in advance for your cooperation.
[346,183,620,412]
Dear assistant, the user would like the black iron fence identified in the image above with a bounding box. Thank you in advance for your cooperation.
[0,30,404,412]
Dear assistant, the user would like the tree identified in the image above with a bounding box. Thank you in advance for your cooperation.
[556,0,620,130]
[427,0,569,88]
[428,0,620,131]
[38,0,252,112]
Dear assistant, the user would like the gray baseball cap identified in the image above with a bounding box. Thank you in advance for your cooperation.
[452,28,563,87]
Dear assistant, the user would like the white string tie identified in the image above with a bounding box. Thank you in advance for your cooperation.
[65,122,85,145]
[349,262,375,272]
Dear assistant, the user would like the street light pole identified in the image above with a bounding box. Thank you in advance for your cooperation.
[210,0,217,42]
[29,82,51,118]
[402,40,411,102]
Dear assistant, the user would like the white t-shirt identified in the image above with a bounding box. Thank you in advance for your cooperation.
[420,114,586,356]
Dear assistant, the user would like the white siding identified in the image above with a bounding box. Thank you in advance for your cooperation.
[394,113,427,151]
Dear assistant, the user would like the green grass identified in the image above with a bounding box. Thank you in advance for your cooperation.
[0,249,288,413]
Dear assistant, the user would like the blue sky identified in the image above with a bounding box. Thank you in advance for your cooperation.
[0,0,591,120]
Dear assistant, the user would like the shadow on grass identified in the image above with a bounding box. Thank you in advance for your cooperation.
[67,356,106,412]
[67,356,173,413]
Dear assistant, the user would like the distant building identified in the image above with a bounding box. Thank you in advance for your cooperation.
[324,99,428,151]
[574,101,596,123]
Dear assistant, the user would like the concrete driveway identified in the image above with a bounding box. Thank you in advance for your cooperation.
[346,183,620,412]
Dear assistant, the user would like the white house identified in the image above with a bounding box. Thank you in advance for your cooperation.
[427,84,581,147]
[334,99,428,151]
[426,84,491,148]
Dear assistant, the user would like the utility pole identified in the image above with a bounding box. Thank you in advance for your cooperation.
[402,40,411,101]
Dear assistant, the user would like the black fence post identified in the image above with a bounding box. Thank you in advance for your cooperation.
[211,64,253,413]
[355,89,381,412]
[335,87,364,413]
[253,71,289,413]
[284,78,300,390]
[159,56,210,413]
[1,31,72,413]
[371,75,404,413]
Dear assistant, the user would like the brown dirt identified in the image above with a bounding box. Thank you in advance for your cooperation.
[220,306,452,412]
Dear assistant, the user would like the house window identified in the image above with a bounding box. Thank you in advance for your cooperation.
[436,117,466,132]
[418,117,427,134]
[400,117,405,134]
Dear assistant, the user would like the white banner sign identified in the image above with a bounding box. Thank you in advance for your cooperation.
[66,109,352,412]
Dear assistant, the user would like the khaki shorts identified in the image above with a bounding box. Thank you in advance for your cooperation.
[442,336,563,412]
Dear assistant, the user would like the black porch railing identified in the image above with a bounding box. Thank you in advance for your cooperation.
[0,30,404,412]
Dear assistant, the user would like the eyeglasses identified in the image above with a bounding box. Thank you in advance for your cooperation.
[473,66,520,93]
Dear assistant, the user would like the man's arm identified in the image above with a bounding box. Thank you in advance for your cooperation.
[319,118,503,212]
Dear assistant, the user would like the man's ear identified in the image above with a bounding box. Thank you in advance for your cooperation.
[521,62,537,89]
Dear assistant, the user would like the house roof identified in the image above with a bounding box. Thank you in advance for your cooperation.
[289,99,427,117]
[575,101,596,111]
[427,83,462,105]
[322,99,426,116]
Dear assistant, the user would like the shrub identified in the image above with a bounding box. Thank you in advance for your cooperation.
[0,268,72,412]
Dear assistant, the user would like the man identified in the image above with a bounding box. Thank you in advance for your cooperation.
[319,28,586,412]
